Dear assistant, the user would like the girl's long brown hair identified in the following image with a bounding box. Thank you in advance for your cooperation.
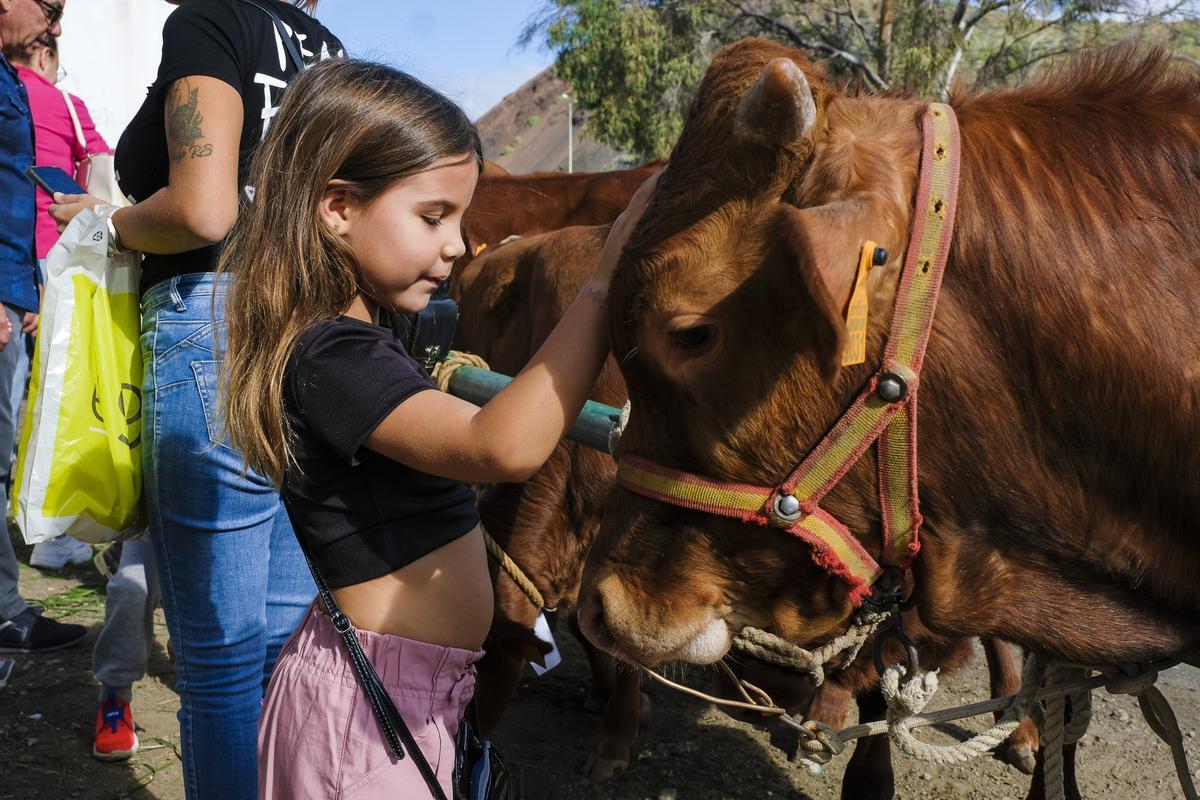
[217,58,482,484]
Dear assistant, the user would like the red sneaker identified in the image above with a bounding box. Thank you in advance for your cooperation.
[93,695,139,761]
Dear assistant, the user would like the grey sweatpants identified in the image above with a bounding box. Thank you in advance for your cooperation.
[1,303,33,621]
[92,537,160,700]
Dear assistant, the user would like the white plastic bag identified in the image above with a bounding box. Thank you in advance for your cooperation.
[11,207,144,544]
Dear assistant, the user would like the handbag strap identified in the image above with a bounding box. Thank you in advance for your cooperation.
[59,87,88,156]
[297,543,450,800]
[237,0,307,73]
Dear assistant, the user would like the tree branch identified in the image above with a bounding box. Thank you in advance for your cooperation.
[950,0,970,29]
[726,0,891,90]
[842,0,876,52]
[995,46,1074,81]
[963,0,1012,33]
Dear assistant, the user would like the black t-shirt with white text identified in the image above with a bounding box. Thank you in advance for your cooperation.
[115,0,344,293]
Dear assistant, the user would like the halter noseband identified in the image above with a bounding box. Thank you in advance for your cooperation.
[616,104,962,605]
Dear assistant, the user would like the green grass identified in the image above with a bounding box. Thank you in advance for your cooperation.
[39,584,105,616]
[525,115,541,128]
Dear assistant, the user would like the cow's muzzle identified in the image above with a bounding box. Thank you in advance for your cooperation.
[578,570,732,666]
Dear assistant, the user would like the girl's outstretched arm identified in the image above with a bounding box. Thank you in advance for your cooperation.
[365,174,658,484]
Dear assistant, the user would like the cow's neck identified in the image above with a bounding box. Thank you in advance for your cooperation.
[880,99,1200,665]
[779,97,1200,663]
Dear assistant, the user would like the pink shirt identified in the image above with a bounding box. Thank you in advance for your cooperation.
[17,66,110,260]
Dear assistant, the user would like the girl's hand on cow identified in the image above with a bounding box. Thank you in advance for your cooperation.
[590,171,660,287]
[48,192,108,234]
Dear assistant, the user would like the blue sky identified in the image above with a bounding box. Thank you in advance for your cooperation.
[316,2,555,121]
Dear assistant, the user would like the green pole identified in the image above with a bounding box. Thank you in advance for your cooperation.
[444,366,622,454]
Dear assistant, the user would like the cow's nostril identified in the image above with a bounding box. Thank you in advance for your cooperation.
[578,586,617,654]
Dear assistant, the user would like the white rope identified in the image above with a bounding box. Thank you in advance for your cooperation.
[878,659,1033,765]
[731,609,891,686]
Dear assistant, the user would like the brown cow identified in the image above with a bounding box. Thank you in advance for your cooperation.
[454,225,1039,793]
[453,225,640,781]
[460,165,660,260]
[578,37,1200,793]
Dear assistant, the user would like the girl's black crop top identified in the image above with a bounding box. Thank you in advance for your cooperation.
[281,316,479,588]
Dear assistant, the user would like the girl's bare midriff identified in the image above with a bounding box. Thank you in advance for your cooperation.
[331,525,493,650]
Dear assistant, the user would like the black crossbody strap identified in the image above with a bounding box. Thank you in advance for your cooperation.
[296,543,450,800]
[237,0,307,73]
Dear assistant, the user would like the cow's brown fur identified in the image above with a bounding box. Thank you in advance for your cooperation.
[581,38,1200,676]
[454,226,643,780]
[457,224,1039,790]
[460,165,660,260]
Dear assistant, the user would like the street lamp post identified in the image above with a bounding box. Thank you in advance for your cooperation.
[561,92,573,173]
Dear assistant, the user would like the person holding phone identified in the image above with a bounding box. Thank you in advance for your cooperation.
[14,36,110,572]
[49,2,343,797]
[0,0,87,666]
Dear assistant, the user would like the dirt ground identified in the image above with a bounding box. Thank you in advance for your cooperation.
[1,528,1197,800]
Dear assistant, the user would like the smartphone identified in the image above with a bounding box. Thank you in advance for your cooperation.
[26,165,86,197]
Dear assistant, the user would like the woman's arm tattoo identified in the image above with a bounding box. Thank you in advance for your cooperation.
[166,80,214,162]
[580,286,607,304]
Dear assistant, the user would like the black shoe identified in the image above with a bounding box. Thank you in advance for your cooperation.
[0,608,86,653]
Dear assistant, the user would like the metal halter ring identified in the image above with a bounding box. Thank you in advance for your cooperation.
[872,617,921,677]
[772,493,803,523]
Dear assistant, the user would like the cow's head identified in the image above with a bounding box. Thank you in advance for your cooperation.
[579,38,924,667]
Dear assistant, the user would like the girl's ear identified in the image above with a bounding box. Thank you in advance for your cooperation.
[318,185,355,234]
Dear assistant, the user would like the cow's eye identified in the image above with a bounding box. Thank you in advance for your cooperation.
[670,324,719,353]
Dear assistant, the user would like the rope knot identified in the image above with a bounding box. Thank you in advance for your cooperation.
[432,351,490,393]
[795,719,845,765]
[882,664,940,718]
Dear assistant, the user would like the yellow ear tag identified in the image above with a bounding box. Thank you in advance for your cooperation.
[473,242,489,257]
[841,240,880,367]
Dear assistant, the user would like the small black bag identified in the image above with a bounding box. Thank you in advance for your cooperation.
[385,298,460,374]
[454,703,511,800]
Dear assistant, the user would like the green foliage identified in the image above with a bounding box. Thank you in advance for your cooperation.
[525,114,542,127]
[536,0,712,160]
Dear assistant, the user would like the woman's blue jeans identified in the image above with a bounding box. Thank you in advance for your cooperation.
[141,273,314,800]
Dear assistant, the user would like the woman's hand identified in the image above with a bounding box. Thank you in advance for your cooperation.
[0,304,12,353]
[590,170,661,287]
[48,192,109,234]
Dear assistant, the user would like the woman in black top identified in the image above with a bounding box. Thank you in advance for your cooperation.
[216,59,655,798]
[50,2,343,797]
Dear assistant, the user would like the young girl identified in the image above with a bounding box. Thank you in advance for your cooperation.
[217,59,654,798]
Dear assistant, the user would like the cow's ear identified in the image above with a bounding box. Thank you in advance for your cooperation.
[772,201,870,382]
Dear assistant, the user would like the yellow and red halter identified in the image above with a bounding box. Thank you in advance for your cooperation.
[616,104,962,605]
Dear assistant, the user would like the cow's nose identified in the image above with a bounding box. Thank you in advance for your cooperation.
[578,578,618,655]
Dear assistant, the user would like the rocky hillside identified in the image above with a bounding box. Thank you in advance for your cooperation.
[475,67,635,174]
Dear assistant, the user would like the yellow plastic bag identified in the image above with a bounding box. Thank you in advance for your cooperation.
[11,207,144,544]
